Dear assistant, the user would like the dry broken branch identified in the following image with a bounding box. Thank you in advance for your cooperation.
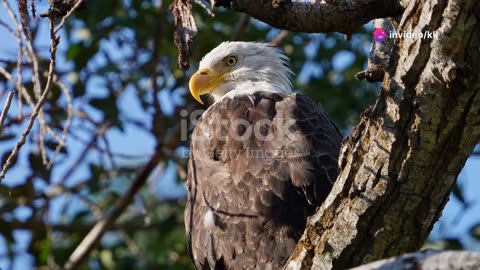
[356,19,395,82]
[170,0,198,70]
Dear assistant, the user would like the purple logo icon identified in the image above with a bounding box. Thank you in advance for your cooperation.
[373,28,387,42]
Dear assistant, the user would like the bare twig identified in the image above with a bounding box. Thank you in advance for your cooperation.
[64,117,184,268]
[57,125,105,185]
[1,0,32,110]
[231,14,250,41]
[0,105,65,129]
[30,0,36,18]
[0,18,18,37]
[151,1,166,141]
[54,0,85,34]
[271,30,291,46]
[66,127,149,161]
[39,119,48,165]
[40,0,86,20]
[64,148,164,270]
[6,0,43,102]
[100,133,117,171]
[17,33,24,118]
[18,0,31,40]
[192,0,215,17]
[119,231,145,260]
[3,217,181,233]
[0,91,15,135]
[0,66,36,112]
[1,0,22,36]
[1,0,80,178]
[42,197,62,270]
[46,77,73,169]
[43,178,87,199]
[0,18,59,179]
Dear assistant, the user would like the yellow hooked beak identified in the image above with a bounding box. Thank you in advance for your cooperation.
[189,68,227,104]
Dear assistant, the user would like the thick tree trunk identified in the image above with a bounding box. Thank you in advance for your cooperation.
[285,0,480,269]
[173,0,480,269]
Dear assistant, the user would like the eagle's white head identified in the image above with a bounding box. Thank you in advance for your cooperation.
[189,42,293,104]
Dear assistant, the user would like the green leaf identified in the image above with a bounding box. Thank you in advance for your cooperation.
[470,224,480,241]
[0,134,16,141]
[0,219,15,242]
[45,140,68,154]
[1,149,17,169]
[89,94,122,130]
[0,181,35,202]
[66,43,84,60]
[443,238,464,250]
[88,163,105,192]
[28,153,52,182]
[452,183,467,206]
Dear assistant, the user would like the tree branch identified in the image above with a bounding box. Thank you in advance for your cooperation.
[350,250,480,270]
[170,0,198,70]
[3,216,181,234]
[53,0,85,34]
[215,0,402,34]
[230,14,250,41]
[286,0,480,268]
[63,149,164,270]
[63,115,185,269]
[270,30,291,46]
[355,19,395,82]
[0,17,60,179]
[0,91,15,135]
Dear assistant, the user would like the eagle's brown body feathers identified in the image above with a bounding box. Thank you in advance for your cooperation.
[185,91,342,269]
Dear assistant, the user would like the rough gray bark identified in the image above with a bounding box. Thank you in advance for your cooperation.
[284,0,480,269]
[350,251,480,270]
[215,0,402,34]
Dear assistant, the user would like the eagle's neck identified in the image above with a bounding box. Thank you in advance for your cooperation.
[210,79,292,103]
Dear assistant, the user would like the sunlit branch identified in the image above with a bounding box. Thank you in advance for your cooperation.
[0,18,59,179]
[64,119,184,269]
[64,149,164,270]
[53,0,85,34]
[0,91,15,134]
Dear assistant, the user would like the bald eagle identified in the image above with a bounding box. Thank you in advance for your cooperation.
[185,42,342,269]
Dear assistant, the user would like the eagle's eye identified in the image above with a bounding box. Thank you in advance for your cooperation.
[225,55,238,66]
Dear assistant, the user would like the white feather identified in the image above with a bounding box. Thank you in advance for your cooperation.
[203,209,215,228]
